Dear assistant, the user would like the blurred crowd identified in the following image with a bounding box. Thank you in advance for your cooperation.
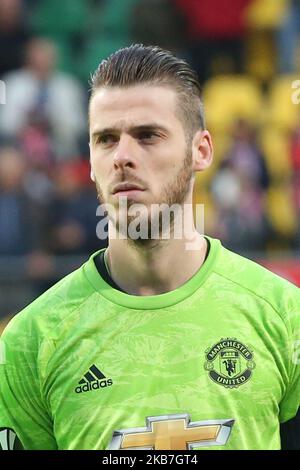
[0,0,300,321]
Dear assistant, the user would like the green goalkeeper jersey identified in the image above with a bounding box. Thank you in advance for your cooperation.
[0,237,299,450]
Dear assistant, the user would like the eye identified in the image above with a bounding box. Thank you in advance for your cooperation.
[96,134,118,146]
[138,131,159,142]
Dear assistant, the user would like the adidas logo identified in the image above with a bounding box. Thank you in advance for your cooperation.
[75,364,113,394]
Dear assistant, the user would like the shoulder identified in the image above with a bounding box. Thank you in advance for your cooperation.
[212,239,300,322]
[1,257,97,345]
[3,70,33,88]
[50,72,84,93]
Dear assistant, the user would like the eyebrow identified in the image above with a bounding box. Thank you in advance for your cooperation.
[91,123,170,139]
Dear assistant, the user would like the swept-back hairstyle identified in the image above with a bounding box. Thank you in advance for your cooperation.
[89,44,205,139]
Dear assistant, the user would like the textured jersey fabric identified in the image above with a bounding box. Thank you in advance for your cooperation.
[0,237,299,450]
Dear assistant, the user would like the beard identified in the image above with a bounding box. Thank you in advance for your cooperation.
[95,149,193,247]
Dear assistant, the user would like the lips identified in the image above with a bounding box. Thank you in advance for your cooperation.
[112,182,145,194]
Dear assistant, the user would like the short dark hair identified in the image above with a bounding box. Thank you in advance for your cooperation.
[89,44,205,138]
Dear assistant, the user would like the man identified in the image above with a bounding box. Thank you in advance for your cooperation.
[0,45,299,450]
[0,37,86,159]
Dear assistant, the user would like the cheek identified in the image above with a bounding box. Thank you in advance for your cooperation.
[90,153,107,181]
[90,163,106,194]
[149,159,175,189]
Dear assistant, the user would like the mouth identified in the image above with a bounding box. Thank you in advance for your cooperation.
[113,189,146,198]
[112,183,145,196]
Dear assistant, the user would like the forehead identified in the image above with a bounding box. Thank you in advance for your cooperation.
[89,85,180,130]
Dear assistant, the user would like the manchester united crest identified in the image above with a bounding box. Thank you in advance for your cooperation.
[204,338,255,388]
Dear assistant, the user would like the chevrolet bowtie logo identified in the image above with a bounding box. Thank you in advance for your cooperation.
[108,414,234,450]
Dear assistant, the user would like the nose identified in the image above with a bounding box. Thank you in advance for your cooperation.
[113,135,136,171]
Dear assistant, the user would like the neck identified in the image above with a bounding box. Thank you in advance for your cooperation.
[106,221,207,296]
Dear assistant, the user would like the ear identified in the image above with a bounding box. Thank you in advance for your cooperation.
[192,130,213,172]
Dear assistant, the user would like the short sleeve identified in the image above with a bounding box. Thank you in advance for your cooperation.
[0,314,57,450]
[279,289,300,424]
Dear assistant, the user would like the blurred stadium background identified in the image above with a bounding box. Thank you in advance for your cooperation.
[1,0,300,332]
